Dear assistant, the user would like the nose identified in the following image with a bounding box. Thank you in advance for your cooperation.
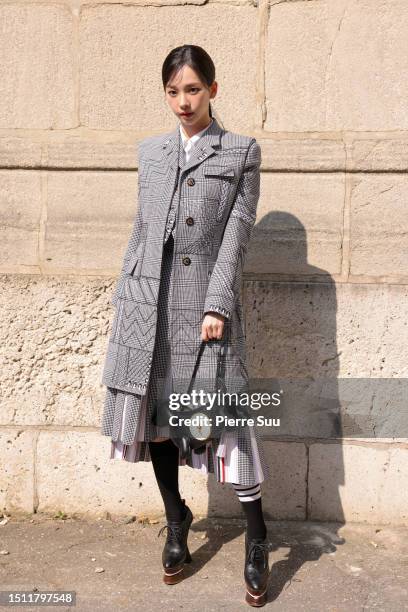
[179,93,189,109]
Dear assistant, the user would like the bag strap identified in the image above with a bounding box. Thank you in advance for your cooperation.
[215,334,227,392]
[186,340,206,395]
[186,334,227,396]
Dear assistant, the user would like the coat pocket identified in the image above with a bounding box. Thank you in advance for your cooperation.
[124,252,139,275]
[123,229,147,277]
[204,166,235,177]
[203,166,235,203]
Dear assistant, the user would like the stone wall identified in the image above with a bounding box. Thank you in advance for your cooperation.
[1,0,407,524]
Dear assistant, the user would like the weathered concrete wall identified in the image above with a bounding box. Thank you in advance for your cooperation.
[1,0,407,525]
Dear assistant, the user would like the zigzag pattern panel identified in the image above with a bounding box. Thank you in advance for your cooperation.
[118,301,156,350]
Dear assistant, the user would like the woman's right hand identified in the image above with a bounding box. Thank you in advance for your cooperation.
[201,312,225,341]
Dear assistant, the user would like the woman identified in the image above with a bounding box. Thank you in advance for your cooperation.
[100,44,270,607]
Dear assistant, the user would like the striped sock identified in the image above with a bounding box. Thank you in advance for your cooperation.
[232,482,267,540]
[232,482,262,502]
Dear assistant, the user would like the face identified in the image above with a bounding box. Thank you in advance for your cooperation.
[164,64,217,135]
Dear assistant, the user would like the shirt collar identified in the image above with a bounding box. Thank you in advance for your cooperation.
[179,118,214,150]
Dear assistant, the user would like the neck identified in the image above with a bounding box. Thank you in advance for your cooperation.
[181,116,213,140]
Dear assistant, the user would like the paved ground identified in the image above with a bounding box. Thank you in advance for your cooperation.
[0,512,407,611]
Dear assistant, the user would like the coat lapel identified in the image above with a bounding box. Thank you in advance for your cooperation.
[161,117,224,174]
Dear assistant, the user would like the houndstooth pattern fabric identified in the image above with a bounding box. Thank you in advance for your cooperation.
[100,117,262,398]
[101,233,270,485]
[100,124,269,486]
[162,118,213,244]
[101,140,245,445]
[101,141,188,444]
[101,231,175,445]
[163,159,180,243]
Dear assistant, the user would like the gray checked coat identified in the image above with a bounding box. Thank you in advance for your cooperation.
[101,117,261,401]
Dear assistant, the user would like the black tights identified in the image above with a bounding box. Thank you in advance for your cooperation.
[148,438,267,539]
[148,438,186,522]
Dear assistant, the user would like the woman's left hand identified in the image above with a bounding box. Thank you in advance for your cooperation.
[201,312,226,341]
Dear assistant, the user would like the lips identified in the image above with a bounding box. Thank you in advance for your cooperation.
[180,112,193,117]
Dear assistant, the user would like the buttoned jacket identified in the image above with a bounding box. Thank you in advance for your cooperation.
[101,117,261,397]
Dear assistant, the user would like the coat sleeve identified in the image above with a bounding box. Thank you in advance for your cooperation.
[110,144,145,307]
[203,138,261,320]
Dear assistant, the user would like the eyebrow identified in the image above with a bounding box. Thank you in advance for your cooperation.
[166,82,202,89]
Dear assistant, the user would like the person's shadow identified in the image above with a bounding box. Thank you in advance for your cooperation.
[181,211,347,602]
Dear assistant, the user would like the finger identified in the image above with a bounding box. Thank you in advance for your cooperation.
[201,323,208,341]
[213,323,221,339]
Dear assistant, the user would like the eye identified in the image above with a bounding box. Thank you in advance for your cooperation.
[190,88,200,94]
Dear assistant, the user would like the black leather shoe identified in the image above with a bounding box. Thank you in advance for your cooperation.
[244,533,270,607]
[157,498,193,584]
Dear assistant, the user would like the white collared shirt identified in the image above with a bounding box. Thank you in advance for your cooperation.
[179,118,213,162]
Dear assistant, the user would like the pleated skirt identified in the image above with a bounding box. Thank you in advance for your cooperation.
[100,233,270,487]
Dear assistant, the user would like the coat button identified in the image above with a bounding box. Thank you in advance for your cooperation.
[187,177,195,186]
[186,217,194,226]
[182,256,191,265]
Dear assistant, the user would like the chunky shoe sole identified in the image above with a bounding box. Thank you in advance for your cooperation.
[245,583,268,607]
[162,547,192,585]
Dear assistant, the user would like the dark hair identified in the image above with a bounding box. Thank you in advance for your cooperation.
[162,45,216,118]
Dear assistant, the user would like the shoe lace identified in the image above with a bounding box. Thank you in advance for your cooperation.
[247,540,269,564]
[158,522,183,542]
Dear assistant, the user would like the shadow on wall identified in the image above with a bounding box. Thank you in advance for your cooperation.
[196,210,346,601]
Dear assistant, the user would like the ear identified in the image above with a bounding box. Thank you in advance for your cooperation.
[210,81,218,98]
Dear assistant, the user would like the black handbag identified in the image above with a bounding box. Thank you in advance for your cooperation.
[153,335,250,460]
[167,331,248,459]
[168,338,223,459]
